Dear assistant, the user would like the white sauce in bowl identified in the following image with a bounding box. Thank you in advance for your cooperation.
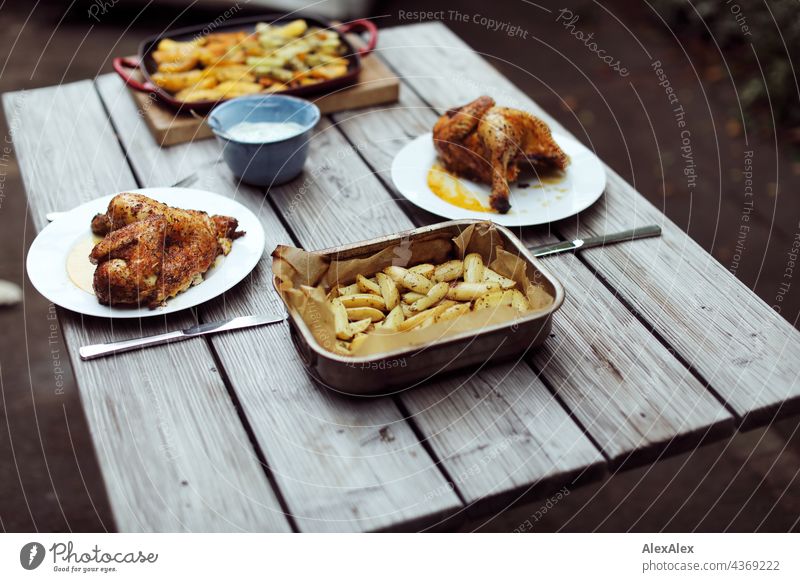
[224,121,306,143]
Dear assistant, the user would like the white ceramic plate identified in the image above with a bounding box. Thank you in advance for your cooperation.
[391,132,606,227]
[26,187,265,318]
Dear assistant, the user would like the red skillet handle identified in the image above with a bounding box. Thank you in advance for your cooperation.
[112,57,156,92]
[337,19,378,57]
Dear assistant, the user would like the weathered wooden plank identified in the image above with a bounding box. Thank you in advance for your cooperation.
[256,95,606,515]
[5,82,291,532]
[377,22,800,426]
[96,74,463,531]
[330,63,734,467]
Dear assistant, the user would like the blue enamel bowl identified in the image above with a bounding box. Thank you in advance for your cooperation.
[207,94,320,186]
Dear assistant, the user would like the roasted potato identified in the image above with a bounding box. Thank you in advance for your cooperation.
[463,253,485,283]
[446,282,501,302]
[375,272,400,310]
[408,282,449,313]
[150,19,348,101]
[326,254,542,354]
[346,306,385,322]
[339,293,386,310]
[383,266,433,294]
[433,260,463,282]
[356,274,381,296]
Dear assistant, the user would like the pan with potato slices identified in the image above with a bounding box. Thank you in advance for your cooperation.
[272,220,564,394]
[113,14,377,113]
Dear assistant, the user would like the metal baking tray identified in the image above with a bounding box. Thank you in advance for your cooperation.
[276,220,565,395]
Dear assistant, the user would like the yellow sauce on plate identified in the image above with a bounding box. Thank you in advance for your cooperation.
[66,235,102,295]
[427,164,493,213]
[427,164,568,213]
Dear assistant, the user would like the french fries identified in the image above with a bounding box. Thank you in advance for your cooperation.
[329,256,539,355]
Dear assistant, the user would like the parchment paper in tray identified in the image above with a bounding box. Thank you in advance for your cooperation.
[272,222,554,357]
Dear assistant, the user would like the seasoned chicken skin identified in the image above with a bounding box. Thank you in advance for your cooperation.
[89,193,244,308]
[432,96,569,213]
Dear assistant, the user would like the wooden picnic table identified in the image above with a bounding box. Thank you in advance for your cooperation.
[5,22,800,532]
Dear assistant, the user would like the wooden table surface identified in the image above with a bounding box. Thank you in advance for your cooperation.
[5,22,800,532]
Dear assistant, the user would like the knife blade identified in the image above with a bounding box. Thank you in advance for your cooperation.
[529,225,662,257]
[79,312,287,361]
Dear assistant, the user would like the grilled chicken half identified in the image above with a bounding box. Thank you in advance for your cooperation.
[433,96,569,213]
[89,193,244,308]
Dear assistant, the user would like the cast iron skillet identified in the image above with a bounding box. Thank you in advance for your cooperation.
[113,13,378,113]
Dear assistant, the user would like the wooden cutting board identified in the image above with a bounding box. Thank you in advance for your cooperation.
[128,52,400,147]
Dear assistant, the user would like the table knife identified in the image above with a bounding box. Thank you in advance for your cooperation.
[529,225,661,257]
[79,313,287,361]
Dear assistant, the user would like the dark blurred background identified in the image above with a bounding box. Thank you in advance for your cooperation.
[1,0,798,532]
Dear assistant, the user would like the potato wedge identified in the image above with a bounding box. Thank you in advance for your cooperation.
[330,298,352,340]
[375,272,400,310]
[409,263,435,279]
[446,282,501,301]
[349,318,373,334]
[356,274,382,295]
[463,253,485,283]
[483,267,517,289]
[381,305,405,330]
[347,307,385,322]
[408,281,449,313]
[397,301,455,332]
[434,302,471,323]
[402,291,426,304]
[338,293,386,310]
[474,290,514,311]
[433,259,463,282]
[337,282,360,296]
[383,266,432,294]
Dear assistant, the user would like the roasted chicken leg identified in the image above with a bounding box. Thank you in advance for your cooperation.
[90,193,244,308]
[433,96,569,213]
